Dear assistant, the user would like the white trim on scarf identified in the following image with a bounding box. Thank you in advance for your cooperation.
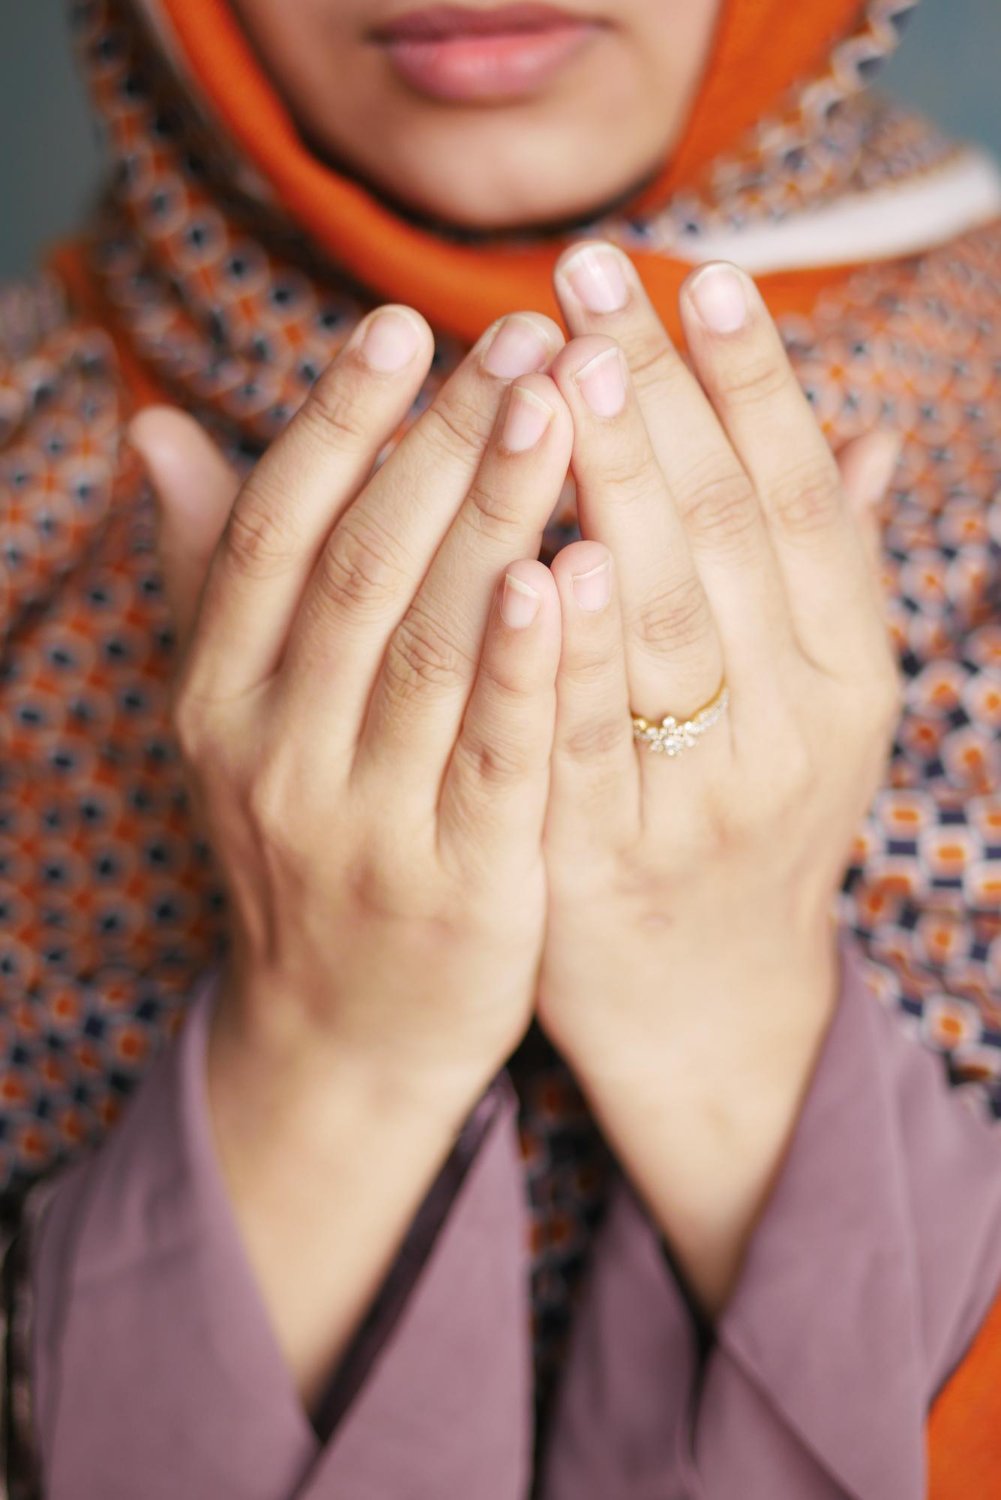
[670,149,1001,272]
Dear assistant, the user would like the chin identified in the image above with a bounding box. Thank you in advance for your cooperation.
[353,116,660,234]
[394,177,622,232]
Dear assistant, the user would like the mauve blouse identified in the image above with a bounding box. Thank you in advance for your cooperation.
[6,932,1000,1498]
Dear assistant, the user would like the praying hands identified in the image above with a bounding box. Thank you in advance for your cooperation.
[131,240,902,1399]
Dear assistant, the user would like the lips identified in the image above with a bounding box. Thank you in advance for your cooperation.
[371,4,592,42]
[371,3,605,102]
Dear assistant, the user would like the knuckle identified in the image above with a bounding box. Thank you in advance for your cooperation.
[462,474,524,544]
[701,798,737,855]
[603,318,681,390]
[560,713,627,762]
[317,520,407,618]
[222,500,299,581]
[384,607,473,699]
[345,852,408,924]
[418,392,488,467]
[477,651,535,711]
[244,764,282,834]
[769,461,841,537]
[708,780,774,852]
[619,334,685,395]
[626,337,672,386]
[756,715,813,807]
[560,650,614,692]
[682,465,759,551]
[614,848,682,906]
[171,690,207,763]
[300,370,373,448]
[634,573,712,650]
[453,728,531,786]
[438,778,483,849]
[244,759,300,853]
[718,351,790,409]
[589,441,664,500]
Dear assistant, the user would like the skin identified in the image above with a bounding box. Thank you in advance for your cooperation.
[228,0,721,229]
[538,253,900,1311]
[129,0,903,1412]
[135,309,573,1403]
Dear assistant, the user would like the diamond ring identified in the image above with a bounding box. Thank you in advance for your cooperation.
[631,680,730,756]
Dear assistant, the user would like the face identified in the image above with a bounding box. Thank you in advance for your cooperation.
[230,0,722,231]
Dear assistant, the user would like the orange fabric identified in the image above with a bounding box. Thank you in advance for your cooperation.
[928,1286,1001,1496]
[156,0,867,343]
[631,0,867,211]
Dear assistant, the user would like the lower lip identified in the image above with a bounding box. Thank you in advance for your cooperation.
[377,22,602,102]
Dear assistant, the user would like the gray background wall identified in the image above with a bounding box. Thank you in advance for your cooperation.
[1,0,999,281]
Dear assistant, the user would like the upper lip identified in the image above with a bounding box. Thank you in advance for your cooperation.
[370,4,593,41]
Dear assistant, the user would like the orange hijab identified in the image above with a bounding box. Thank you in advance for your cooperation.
[154,0,868,342]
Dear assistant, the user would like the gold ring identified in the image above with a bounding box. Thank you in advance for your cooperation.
[631,680,730,756]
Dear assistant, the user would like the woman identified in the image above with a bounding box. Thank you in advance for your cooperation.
[2,0,1001,1493]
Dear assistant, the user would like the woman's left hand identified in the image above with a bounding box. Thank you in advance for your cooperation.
[536,245,903,1317]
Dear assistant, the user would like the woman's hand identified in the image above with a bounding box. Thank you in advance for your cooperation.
[535,245,903,1316]
[131,303,571,1401]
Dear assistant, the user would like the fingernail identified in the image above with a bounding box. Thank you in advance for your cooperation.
[571,555,611,612]
[501,572,541,628]
[560,245,629,314]
[574,346,626,418]
[482,315,553,379]
[688,264,749,335]
[503,386,555,453]
[357,307,422,372]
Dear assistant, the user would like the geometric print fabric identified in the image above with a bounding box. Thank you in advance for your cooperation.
[2,0,1001,1433]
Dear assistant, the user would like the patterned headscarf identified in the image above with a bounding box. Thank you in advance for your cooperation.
[2,0,1001,1436]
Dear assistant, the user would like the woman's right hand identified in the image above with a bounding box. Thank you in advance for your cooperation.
[129,304,571,1400]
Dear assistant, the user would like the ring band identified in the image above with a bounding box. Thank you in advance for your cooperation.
[631,680,730,756]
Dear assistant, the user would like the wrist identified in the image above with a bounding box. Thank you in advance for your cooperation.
[559,928,843,1323]
[564,918,840,1099]
[202,971,506,1411]
[208,971,493,1162]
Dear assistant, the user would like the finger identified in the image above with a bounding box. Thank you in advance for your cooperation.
[837,429,900,579]
[547,334,723,721]
[277,314,564,747]
[554,239,699,434]
[188,304,435,698]
[438,558,561,867]
[355,371,573,781]
[553,243,794,692]
[546,540,639,843]
[128,406,238,656]
[680,263,881,672]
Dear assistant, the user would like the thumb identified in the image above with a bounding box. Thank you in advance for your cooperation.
[837,427,901,576]
[128,406,239,655]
